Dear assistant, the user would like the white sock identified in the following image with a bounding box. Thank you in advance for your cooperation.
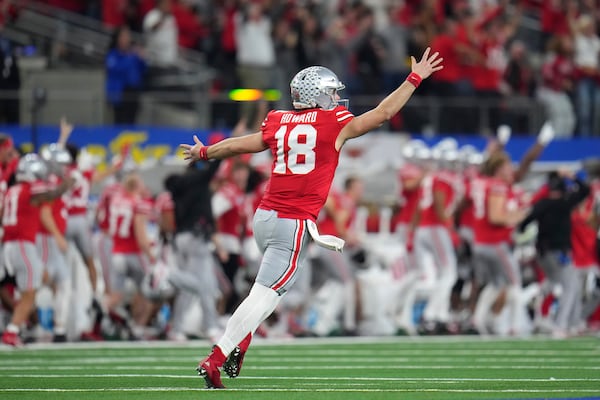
[506,285,523,334]
[53,280,72,335]
[6,323,19,334]
[217,283,280,356]
[343,281,356,331]
[473,285,499,334]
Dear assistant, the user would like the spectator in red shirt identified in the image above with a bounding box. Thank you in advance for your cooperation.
[537,35,576,137]
[172,1,206,50]
[102,0,126,29]
[541,0,579,49]
[430,17,476,133]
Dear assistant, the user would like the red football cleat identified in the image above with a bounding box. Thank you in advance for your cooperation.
[2,331,23,347]
[196,346,225,389]
[197,358,225,389]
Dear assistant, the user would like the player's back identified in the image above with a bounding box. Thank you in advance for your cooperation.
[109,191,149,253]
[67,166,93,215]
[39,175,68,235]
[396,163,423,226]
[419,170,462,226]
[3,181,47,243]
[97,182,123,232]
[259,106,354,221]
[472,176,513,244]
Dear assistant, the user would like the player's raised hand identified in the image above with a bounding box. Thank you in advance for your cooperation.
[180,135,204,162]
[410,47,444,80]
[58,116,74,147]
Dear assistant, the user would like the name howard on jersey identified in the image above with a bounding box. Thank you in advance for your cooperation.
[279,111,318,124]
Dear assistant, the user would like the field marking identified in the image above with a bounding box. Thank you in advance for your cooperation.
[4,349,598,358]
[3,356,598,365]
[1,364,599,371]
[1,335,597,352]
[2,374,600,383]
[0,388,599,393]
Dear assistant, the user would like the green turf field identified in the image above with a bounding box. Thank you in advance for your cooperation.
[0,336,599,400]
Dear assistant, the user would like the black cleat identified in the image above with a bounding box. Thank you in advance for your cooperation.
[52,334,67,343]
[223,346,245,378]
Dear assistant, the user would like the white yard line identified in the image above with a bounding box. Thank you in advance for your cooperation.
[0,388,598,393]
[3,349,598,357]
[2,374,600,382]
[2,356,598,364]
[1,335,597,352]
[0,364,598,370]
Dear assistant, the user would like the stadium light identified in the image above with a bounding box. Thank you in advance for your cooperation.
[228,89,281,102]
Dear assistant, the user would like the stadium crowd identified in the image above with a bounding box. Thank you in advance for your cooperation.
[0,116,599,346]
[2,0,600,135]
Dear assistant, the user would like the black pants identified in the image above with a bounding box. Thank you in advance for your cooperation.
[112,88,140,124]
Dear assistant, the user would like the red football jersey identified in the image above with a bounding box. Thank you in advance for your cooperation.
[459,177,475,230]
[39,175,68,235]
[243,180,267,237]
[109,191,151,253]
[471,177,516,244]
[394,163,423,228]
[154,191,175,222]
[0,158,18,217]
[318,190,357,236]
[214,182,245,237]
[96,182,123,232]
[571,181,600,268]
[418,171,464,227]
[259,106,354,220]
[67,167,94,215]
[3,181,49,243]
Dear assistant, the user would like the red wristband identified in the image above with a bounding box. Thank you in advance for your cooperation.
[406,72,422,88]
[198,146,209,161]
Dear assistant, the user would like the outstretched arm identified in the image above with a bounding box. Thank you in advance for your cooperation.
[180,132,268,163]
[335,47,443,151]
[57,117,73,148]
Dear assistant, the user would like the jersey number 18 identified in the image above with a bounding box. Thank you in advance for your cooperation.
[273,124,317,175]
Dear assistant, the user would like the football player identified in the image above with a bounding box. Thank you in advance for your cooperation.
[182,48,443,388]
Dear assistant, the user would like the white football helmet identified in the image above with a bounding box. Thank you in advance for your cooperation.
[458,145,477,165]
[40,143,72,176]
[401,139,428,161]
[435,137,458,152]
[16,153,49,183]
[290,66,346,110]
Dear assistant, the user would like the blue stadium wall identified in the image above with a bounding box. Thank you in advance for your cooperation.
[4,125,600,164]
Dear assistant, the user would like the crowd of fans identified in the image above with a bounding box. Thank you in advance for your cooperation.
[1,0,600,135]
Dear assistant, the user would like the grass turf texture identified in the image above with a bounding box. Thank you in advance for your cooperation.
[0,336,599,400]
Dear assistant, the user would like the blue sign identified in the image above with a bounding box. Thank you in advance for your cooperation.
[3,125,599,164]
